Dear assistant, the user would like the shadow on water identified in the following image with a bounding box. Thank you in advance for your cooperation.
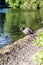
[0,13,5,34]
[0,8,43,48]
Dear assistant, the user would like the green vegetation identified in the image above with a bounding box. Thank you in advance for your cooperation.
[34,32,43,46]
[6,0,43,9]
[33,32,43,65]
[33,50,43,65]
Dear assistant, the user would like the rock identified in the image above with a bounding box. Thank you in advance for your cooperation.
[0,28,43,65]
[0,45,13,54]
[35,27,43,35]
[0,53,3,58]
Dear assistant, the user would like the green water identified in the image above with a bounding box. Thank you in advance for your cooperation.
[0,8,43,48]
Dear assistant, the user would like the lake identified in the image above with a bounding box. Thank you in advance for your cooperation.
[0,8,43,48]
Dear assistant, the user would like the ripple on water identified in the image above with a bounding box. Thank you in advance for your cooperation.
[0,32,11,48]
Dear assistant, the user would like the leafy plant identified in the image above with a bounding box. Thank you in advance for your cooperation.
[6,0,43,9]
[34,32,43,46]
[33,32,43,65]
[32,50,43,65]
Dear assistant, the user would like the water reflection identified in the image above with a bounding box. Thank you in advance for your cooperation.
[0,12,11,48]
[35,10,42,23]
[29,10,43,30]
[0,13,5,34]
[0,9,43,48]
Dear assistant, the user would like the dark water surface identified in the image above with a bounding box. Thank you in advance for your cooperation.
[0,8,43,48]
